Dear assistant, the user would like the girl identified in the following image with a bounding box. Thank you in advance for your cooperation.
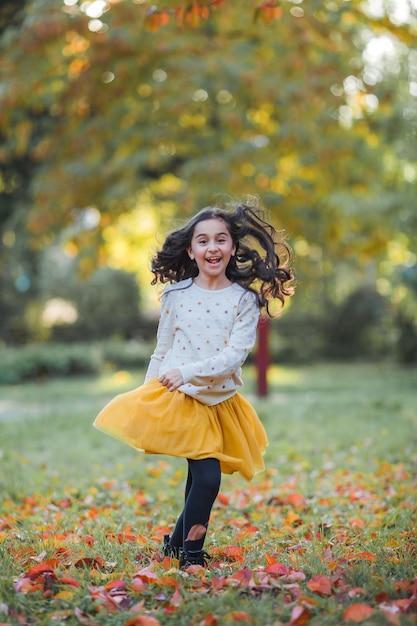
[93,197,294,568]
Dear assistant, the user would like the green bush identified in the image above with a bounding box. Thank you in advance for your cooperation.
[322,287,392,359]
[0,344,102,384]
[270,287,398,363]
[395,291,417,364]
[40,265,149,343]
[270,312,326,364]
[0,340,155,385]
[101,339,154,369]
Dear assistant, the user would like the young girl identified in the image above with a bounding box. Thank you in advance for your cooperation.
[93,197,294,568]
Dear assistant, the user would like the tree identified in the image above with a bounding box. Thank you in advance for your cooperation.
[0,0,416,339]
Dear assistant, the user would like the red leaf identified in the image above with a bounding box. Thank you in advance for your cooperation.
[375,592,390,604]
[231,568,254,586]
[343,603,374,622]
[105,579,127,591]
[57,577,81,588]
[265,563,291,576]
[74,557,104,569]
[199,614,219,626]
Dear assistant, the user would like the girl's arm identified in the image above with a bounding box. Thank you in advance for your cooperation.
[178,291,259,386]
[144,292,175,382]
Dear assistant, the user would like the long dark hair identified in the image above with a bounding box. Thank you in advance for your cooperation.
[151,197,295,316]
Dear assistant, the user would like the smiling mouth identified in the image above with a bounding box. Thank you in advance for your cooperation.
[207,257,221,264]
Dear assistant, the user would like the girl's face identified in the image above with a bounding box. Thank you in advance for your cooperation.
[188,218,236,284]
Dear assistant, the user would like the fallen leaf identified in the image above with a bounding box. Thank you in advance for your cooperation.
[224,611,252,622]
[342,603,374,622]
[289,604,313,626]
[124,616,162,626]
[307,574,333,596]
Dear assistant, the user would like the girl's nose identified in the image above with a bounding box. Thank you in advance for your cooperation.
[208,239,218,251]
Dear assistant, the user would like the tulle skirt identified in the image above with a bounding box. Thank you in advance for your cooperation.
[93,378,268,482]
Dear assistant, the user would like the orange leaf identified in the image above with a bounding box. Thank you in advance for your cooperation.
[349,518,365,528]
[355,551,376,562]
[53,590,75,601]
[265,553,278,566]
[217,493,230,506]
[307,574,333,596]
[157,576,180,588]
[224,612,252,622]
[26,563,55,579]
[285,510,303,526]
[343,603,374,622]
[285,493,307,507]
[125,616,162,626]
[136,534,148,546]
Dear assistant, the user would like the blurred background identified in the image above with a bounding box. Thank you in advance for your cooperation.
[0,0,416,384]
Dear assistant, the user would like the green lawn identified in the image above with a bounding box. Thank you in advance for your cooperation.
[0,362,416,625]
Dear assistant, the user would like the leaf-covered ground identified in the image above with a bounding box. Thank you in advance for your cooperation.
[0,363,416,625]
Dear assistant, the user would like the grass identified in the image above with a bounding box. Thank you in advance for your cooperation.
[0,362,416,625]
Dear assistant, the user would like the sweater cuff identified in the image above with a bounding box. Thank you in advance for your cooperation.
[178,364,195,384]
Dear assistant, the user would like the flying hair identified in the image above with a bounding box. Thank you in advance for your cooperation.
[151,196,295,316]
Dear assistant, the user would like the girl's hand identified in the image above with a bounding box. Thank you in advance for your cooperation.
[159,368,184,392]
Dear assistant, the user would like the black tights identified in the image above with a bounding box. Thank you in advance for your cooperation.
[169,458,221,553]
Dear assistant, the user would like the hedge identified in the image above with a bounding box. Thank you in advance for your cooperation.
[0,340,154,385]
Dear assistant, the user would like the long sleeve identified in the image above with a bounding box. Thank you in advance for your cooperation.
[144,291,175,383]
[178,290,259,386]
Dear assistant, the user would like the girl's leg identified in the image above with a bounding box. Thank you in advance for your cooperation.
[182,457,221,554]
[168,464,193,549]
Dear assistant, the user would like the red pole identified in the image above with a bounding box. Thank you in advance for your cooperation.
[256,316,270,397]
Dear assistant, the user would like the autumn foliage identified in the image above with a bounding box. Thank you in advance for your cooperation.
[1,459,416,625]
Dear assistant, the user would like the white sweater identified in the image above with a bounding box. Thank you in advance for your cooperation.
[144,279,260,405]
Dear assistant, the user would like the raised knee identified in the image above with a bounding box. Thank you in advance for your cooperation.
[185,524,206,542]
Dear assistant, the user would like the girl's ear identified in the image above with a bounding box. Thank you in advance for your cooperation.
[187,248,194,260]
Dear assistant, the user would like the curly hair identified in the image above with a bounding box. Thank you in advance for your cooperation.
[151,197,295,316]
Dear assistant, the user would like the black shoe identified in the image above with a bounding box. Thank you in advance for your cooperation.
[162,534,181,560]
[180,549,211,569]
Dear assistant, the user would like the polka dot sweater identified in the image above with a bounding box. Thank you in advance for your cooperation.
[144,278,260,406]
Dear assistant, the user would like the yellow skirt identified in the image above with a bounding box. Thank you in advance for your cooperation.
[93,378,268,482]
